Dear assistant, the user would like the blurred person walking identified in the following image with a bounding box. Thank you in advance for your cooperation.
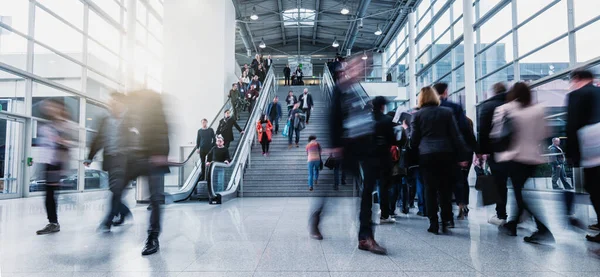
[266,96,282,134]
[121,90,170,255]
[306,135,322,191]
[257,114,273,156]
[548,137,572,190]
[410,86,469,234]
[325,57,395,254]
[477,82,510,226]
[246,84,260,114]
[36,99,74,235]
[565,69,600,242]
[493,82,553,244]
[216,110,244,149]
[196,118,216,179]
[86,92,132,232]
[229,83,241,120]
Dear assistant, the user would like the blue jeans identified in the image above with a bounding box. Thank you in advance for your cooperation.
[288,127,300,145]
[409,167,425,214]
[308,161,320,188]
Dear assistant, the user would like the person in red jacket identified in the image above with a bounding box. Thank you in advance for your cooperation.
[256,114,273,156]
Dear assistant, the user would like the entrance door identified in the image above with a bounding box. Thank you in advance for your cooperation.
[0,115,25,199]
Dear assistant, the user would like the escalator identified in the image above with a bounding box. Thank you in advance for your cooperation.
[164,68,274,202]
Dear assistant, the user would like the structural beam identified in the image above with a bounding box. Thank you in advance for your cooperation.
[232,0,257,53]
[312,0,321,45]
[276,0,287,45]
[342,0,372,53]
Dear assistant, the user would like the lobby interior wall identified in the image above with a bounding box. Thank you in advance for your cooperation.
[162,0,236,159]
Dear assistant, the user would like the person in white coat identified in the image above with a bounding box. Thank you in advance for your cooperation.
[492,82,552,244]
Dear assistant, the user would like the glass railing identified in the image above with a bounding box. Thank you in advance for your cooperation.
[205,68,277,204]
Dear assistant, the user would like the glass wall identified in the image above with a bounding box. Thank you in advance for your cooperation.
[0,0,164,195]
[384,0,600,108]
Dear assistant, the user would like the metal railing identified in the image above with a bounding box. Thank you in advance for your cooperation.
[205,68,278,204]
[164,77,252,202]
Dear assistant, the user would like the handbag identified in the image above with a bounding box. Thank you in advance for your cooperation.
[282,120,290,137]
[578,122,600,168]
[490,106,514,153]
[324,155,336,170]
[475,163,497,206]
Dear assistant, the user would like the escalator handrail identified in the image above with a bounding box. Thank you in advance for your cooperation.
[168,98,233,167]
[206,67,277,201]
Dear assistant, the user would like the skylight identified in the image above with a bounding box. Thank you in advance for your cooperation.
[283,8,316,27]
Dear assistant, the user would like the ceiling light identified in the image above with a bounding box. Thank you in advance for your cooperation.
[375,25,382,36]
[362,52,368,60]
[359,18,363,28]
[341,7,349,15]
[332,38,339,48]
[259,38,266,49]
[250,7,258,20]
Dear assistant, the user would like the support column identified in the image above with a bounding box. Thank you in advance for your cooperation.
[162,0,237,157]
[462,0,476,127]
[124,0,136,91]
[408,12,417,109]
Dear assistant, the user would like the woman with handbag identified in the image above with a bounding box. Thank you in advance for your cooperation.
[410,87,470,234]
[306,135,322,191]
[492,82,553,244]
[256,114,273,156]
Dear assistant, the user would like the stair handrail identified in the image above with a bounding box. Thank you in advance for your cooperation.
[206,66,278,204]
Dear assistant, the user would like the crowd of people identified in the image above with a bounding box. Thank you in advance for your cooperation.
[33,52,600,260]
[309,55,600,256]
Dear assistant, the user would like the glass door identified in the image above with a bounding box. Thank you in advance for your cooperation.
[0,115,25,199]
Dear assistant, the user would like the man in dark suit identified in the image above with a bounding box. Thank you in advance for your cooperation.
[565,69,600,240]
[86,92,131,232]
[264,55,273,72]
[548,137,572,190]
[216,110,244,149]
[298,88,314,124]
[283,64,291,86]
[476,82,509,226]
[121,90,170,256]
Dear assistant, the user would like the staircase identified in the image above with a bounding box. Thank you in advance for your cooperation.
[241,86,354,197]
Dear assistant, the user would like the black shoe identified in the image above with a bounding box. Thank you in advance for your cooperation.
[309,226,323,240]
[402,208,409,214]
[589,224,600,231]
[568,216,585,230]
[552,186,564,190]
[524,230,555,244]
[500,221,518,236]
[417,211,424,217]
[446,220,455,228]
[36,223,60,235]
[97,223,111,233]
[112,213,131,226]
[427,224,439,235]
[141,235,160,256]
[586,234,600,244]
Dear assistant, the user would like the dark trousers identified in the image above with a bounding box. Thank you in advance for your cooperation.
[584,166,600,223]
[359,162,393,240]
[552,164,571,189]
[288,127,300,145]
[507,162,550,232]
[199,148,211,178]
[261,140,270,153]
[421,163,454,227]
[285,75,290,85]
[390,175,406,214]
[378,170,393,219]
[302,108,311,123]
[270,116,279,133]
[103,155,131,226]
[127,158,164,236]
[45,185,58,224]
[454,163,472,205]
[488,157,509,220]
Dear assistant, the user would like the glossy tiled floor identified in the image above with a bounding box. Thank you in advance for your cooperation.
[0,189,599,277]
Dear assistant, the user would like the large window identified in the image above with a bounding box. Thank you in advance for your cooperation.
[1,0,163,195]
